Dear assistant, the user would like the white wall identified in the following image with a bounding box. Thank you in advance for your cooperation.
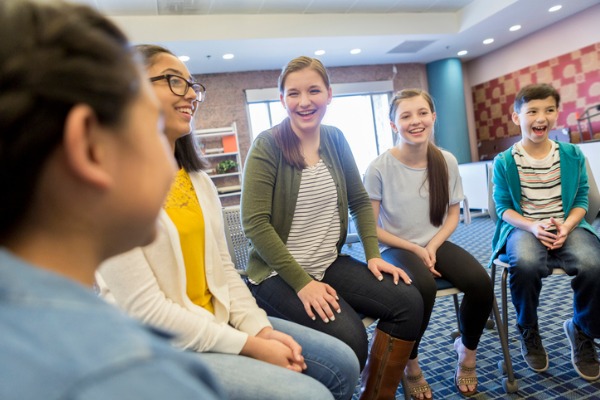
[466,4,600,86]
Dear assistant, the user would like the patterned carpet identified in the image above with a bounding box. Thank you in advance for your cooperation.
[343,215,600,399]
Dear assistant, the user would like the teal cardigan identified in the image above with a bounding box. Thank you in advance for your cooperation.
[241,119,381,292]
[489,141,598,267]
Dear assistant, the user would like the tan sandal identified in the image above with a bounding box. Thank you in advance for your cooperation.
[453,336,478,396]
[454,363,478,397]
[405,372,433,399]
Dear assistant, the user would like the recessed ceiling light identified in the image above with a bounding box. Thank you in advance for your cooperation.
[457,50,468,56]
[548,5,562,12]
[314,50,326,56]
[509,25,522,32]
[483,38,494,45]
[178,55,190,62]
[222,53,234,60]
[350,48,361,55]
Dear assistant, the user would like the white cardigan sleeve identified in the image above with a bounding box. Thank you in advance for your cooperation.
[191,172,272,335]
[97,172,270,355]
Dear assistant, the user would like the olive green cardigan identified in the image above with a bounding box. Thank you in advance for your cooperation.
[241,120,381,292]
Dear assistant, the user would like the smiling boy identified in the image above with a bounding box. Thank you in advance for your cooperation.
[490,83,600,381]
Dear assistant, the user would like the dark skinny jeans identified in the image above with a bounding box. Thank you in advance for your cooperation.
[382,241,494,359]
[249,255,424,369]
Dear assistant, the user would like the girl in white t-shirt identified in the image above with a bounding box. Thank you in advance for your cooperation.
[364,89,494,398]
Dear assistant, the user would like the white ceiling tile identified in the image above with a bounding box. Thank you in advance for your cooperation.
[96,0,159,15]
[208,0,263,14]
[66,0,600,74]
[258,0,313,14]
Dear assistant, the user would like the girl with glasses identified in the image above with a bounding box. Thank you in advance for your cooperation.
[97,45,359,400]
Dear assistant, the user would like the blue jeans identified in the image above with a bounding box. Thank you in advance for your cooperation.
[506,227,600,338]
[249,255,424,369]
[197,317,359,400]
[382,241,494,356]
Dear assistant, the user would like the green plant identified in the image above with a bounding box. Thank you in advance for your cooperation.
[216,159,238,174]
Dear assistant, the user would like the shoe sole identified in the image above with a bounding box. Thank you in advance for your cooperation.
[523,355,549,373]
[563,320,600,381]
[519,340,548,372]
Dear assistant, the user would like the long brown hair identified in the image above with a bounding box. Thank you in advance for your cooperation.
[274,56,331,169]
[389,89,449,227]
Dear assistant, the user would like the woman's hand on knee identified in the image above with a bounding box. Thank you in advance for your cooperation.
[367,258,413,285]
[297,281,340,323]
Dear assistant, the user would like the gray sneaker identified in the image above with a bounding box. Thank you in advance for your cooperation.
[563,319,600,381]
[517,324,549,372]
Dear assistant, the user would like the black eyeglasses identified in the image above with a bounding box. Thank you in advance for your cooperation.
[149,74,206,102]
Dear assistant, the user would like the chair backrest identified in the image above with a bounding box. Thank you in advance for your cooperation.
[461,196,472,225]
[586,159,600,223]
[222,206,250,273]
[487,163,498,224]
[488,157,600,225]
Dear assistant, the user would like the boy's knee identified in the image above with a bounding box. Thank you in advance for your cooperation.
[511,255,547,276]
[576,260,600,277]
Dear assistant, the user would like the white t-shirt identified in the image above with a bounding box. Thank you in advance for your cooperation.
[364,149,464,250]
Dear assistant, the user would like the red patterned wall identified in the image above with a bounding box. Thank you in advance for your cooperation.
[472,42,600,156]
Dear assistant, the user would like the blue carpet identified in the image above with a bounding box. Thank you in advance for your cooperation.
[344,216,600,399]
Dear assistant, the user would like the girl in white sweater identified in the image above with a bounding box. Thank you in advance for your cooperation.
[97,45,359,400]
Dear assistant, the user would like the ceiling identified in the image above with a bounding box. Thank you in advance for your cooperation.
[73,0,599,75]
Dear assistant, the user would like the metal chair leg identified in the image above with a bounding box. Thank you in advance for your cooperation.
[491,296,519,393]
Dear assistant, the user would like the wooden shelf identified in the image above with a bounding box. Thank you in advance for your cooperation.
[218,191,241,198]
[204,151,238,158]
[208,171,240,178]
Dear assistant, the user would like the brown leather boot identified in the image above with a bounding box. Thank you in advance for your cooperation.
[359,328,415,400]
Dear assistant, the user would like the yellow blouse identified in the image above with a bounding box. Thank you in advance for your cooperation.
[164,169,214,314]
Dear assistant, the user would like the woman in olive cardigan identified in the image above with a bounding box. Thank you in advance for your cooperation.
[242,56,423,400]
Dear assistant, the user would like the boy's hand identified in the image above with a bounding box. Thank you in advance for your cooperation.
[546,217,568,249]
[533,218,567,250]
[531,220,557,248]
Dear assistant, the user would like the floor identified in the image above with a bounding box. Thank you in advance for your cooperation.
[344,215,600,399]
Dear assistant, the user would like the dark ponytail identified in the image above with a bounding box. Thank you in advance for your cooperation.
[426,144,449,227]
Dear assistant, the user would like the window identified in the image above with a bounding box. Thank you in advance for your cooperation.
[247,83,394,176]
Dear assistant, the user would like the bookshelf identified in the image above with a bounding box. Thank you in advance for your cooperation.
[194,122,242,206]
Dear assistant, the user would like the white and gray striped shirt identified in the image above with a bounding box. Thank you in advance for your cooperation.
[513,141,564,223]
[286,159,340,280]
